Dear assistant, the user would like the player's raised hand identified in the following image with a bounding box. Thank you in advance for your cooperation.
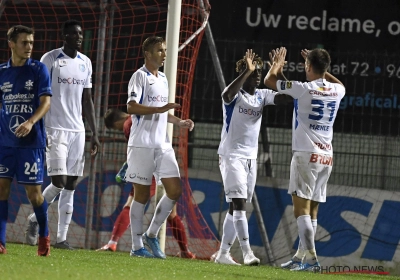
[157,103,181,113]
[14,120,33,138]
[179,119,194,131]
[301,49,310,61]
[272,47,287,68]
[244,49,256,72]
[90,135,101,156]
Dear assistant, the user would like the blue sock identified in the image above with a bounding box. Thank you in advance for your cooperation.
[0,200,8,246]
[33,200,49,237]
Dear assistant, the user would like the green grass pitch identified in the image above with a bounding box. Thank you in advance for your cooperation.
[1,243,398,280]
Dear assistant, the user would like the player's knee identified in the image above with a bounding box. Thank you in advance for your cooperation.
[166,187,182,201]
[27,191,44,207]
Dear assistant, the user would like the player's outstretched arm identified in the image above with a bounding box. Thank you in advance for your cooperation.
[83,88,101,156]
[222,49,256,103]
[264,47,287,91]
[127,101,180,115]
[167,113,194,131]
[15,95,50,138]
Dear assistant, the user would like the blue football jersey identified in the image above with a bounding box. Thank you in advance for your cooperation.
[0,58,52,148]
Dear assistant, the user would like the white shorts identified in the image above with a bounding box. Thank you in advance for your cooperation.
[126,146,180,185]
[288,151,333,203]
[219,155,256,203]
[46,128,85,176]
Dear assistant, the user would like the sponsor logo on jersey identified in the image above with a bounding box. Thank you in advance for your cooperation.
[79,64,86,72]
[309,153,333,166]
[309,90,338,97]
[147,95,168,102]
[129,173,136,179]
[280,81,286,90]
[238,106,262,117]
[25,80,34,90]
[0,165,9,173]
[1,82,13,93]
[3,93,34,102]
[57,77,86,85]
[9,115,26,133]
[130,92,137,97]
[47,167,63,173]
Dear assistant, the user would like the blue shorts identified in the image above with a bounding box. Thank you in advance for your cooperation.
[0,147,45,185]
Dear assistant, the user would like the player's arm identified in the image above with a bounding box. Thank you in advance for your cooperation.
[222,49,256,103]
[167,113,194,131]
[300,49,343,86]
[264,47,287,91]
[82,88,101,156]
[127,101,180,115]
[15,95,50,138]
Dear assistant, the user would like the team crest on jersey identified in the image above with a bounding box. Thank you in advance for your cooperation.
[79,64,86,72]
[25,80,34,90]
[9,115,26,133]
[286,81,292,89]
[256,92,263,104]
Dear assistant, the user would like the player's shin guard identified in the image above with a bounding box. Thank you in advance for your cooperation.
[0,200,8,247]
[57,189,74,243]
[33,200,49,238]
[147,195,175,238]
[130,200,145,251]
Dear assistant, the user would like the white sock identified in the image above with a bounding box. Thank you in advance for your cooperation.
[220,213,236,254]
[57,189,74,243]
[297,215,317,264]
[108,240,117,245]
[30,183,63,223]
[294,219,317,260]
[311,219,317,235]
[130,200,145,251]
[233,210,251,254]
[146,195,175,238]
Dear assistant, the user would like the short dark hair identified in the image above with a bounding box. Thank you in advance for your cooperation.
[307,49,331,75]
[7,25,34,42]
[142,36,165,57]
[104,108,126,129]
[61,19,81,35]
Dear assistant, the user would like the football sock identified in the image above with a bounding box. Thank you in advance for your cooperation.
[146,195,175,238]
[57,189,74,243]
[130,200,145,251]
[297,215,318,264]
[111,206,130,242]
[30,183,62,223]
[34,200,49,237]
[220,212,236,254]
[167,215,188,252]
[0,200,8,246]
[233,210,251,254]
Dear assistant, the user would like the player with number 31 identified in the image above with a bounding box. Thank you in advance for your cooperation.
[264,47,345,272]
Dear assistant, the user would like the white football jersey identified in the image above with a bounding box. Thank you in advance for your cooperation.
[41,48,92,132]
[277,79,345,155]
[218,88,277,159]
[126,66,171,149]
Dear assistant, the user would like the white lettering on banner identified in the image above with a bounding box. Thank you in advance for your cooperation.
[245,7,400,38]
